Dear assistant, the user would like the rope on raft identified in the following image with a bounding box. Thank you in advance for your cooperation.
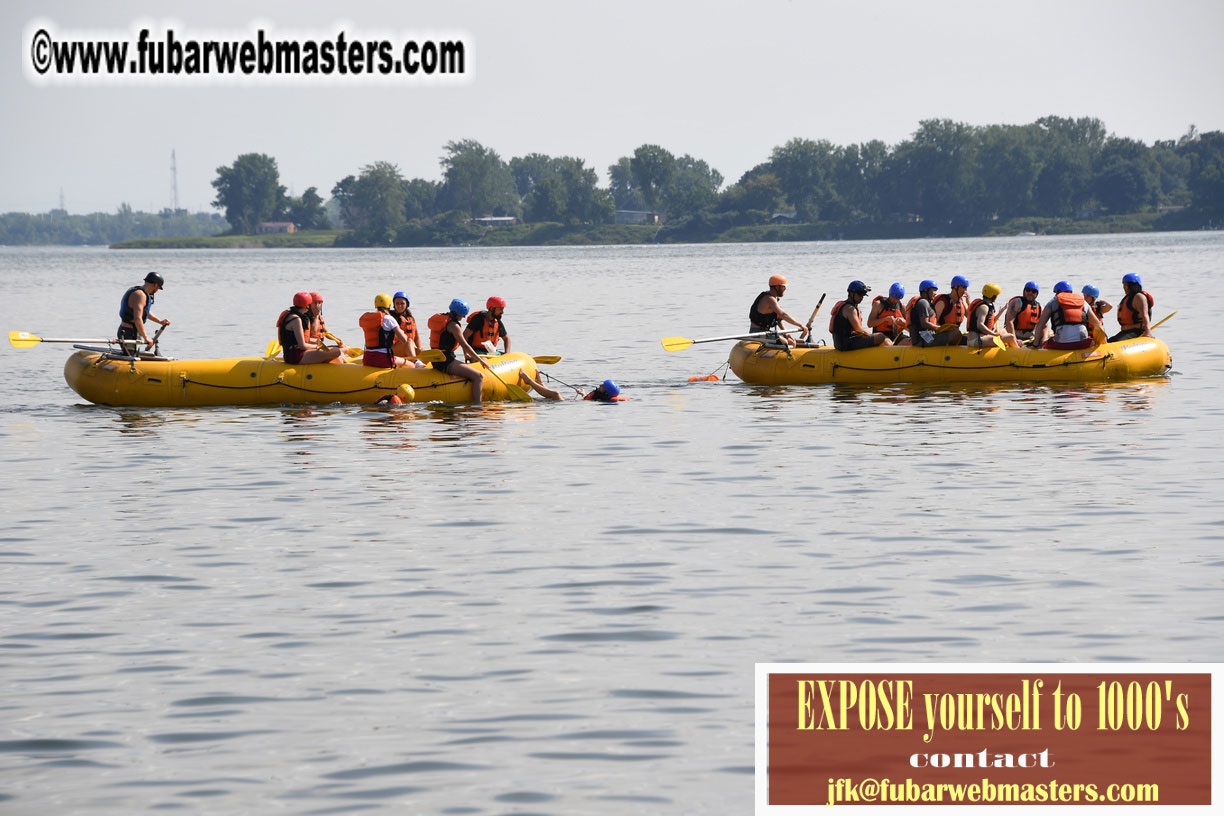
[829,353,1114,375]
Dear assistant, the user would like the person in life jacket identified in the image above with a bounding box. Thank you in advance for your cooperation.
[1031,280,1107,350]
[1003,281,1044,347]
[965,283,1020,348]
[584,379,627,402]
[360,294,414,369]
[830,280,890,351]
[389,291,422,359]
[1109,273,1154,342]
[1081,284,1112,325]
[749,274,808,347]
[908,279,960,347]
[118,272,171,349]
[867,282,910,345]
[277,292,345,365]
[464,296,511,354]
[306,292,328,347]
[430,298,488,403]
[932,275,970,343]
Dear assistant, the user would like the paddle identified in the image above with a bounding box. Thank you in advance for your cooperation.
[661,328,802,352]
[10,331,121,348]
[533,355,562,365]
[265,340,281,359]
[805,294,827,335]
[1150,311,1177,331]
[480,359,533,402]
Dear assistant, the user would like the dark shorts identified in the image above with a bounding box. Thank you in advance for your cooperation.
[117,324,138,341]
[913,330,957,348]
[1108,329,1143,343]
[283,346,305,364]
[834,334,876,351]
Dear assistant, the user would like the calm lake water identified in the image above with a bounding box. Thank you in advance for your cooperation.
[2,233,1222,813]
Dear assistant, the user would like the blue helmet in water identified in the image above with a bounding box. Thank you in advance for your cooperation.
[1123,273,1142,286]
[951,275,969,289]
[919,279,938,292]
[1024,281,1040,293]
[889,282,905,300]
[1053,280,1072,294]
[449,298,470,317]
[601,380,620,398]
[393,291,409,304]
[1082,284,1100,298]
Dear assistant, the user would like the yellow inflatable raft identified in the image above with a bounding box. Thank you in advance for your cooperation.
[728,337,1171,386]
[63,350,539,407]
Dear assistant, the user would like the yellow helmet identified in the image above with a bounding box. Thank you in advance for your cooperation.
[982,283,1002,299]
[374,293,393,309]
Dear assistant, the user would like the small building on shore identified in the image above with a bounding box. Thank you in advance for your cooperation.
[615,210,661,225]
[472,216,518,227]
[257,221,297,233]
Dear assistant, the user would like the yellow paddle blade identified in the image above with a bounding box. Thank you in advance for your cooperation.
[661,336,694,352]
[346,346,364,358]
[9,330,42,348]
[415,349,445,363]
[992,335,1007,350]
[533,355,562,365]
[1092,326,1108,346]
[935,324,959,333]
[264,340,281,359]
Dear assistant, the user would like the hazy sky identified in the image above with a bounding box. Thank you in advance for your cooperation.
[4,0,1223,214]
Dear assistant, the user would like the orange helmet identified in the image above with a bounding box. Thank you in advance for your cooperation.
[310,292,323,304]
[292,292,312,308]
[487,296,507,310]
[769,275,788,287]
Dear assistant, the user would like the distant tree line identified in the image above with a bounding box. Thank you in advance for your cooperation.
[211,116,1221,244]
[0,205,226,246]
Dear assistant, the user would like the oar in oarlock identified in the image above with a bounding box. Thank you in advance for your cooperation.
[661,328,803,352]
[804,294,827,335]
[9,331,122,348]
[1150,311,1177,331]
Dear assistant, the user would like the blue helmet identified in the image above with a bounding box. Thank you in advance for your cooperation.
[602,379,620,398]
[1024,281,1040,293]
[919,279,938,292]
[1082,284,1100,298]
[1123,273,1142,286]
[847,280,870,295]
[889,282,905,300]
[449,298,470,317]
[951,275,969,289]
[393,291,409,304]
[1053,280,1072,293]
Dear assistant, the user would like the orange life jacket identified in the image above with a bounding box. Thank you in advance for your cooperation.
[584,391,628,402]
[827,300,849,333]
[394,311,418,344]
[1051,292,1086,328]
[1116,291,1154,329]
[465,310,501,348]
[905,296,925,330]
[870,295,906,333]
[966,299,997,333]
[1008,295,1040,331]
[932,293,966,328]
[427,312,453,349]
[359,310,395,351]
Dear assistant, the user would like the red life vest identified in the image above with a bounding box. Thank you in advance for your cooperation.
[905,296,924,329]
[1116,291,1154,329]
[427,312,452,349]
[465,310,501,348]
[827,300,849,333]
[932,293,966,328]
[1052,292,1086,328]
[394,311,418,344]
[966,299,997,333]
[1008,295,1040,331]
[870,295,906,333]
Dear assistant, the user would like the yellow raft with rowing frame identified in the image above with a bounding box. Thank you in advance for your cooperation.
[728,336,1171,386]
[63,350,539,407]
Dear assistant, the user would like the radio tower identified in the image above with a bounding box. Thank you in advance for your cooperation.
[170,149,180,213]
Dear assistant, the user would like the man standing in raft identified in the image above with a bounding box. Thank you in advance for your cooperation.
[278,292,346,364]
[1110,273,1154,342]
[830,281,890,350]
[749,275,808,347]
[430,299,487,403]
[465,296,510,354]
[118,272,170,349]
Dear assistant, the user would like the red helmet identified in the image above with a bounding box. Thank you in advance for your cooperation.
[487,296,507,310]
[292,292,312,308]
[310,292,323,304]
[769,275,787,287]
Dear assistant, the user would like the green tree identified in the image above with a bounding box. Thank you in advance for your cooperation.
[286,186,328,230]
[662,155,723,219]
[629,144,676,213]
[1093,137,1158,213]
[509,153,556,199]
[402,178,441,220]
[607,157,645,210]
[976,125,1042,219]
[211,153,285,234]
[768,138,838,220]
[1180,130,1224,220]
[349,161,408,244]
[717,172,783,215]
[881,120,980,227]
[439,140,519,217]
